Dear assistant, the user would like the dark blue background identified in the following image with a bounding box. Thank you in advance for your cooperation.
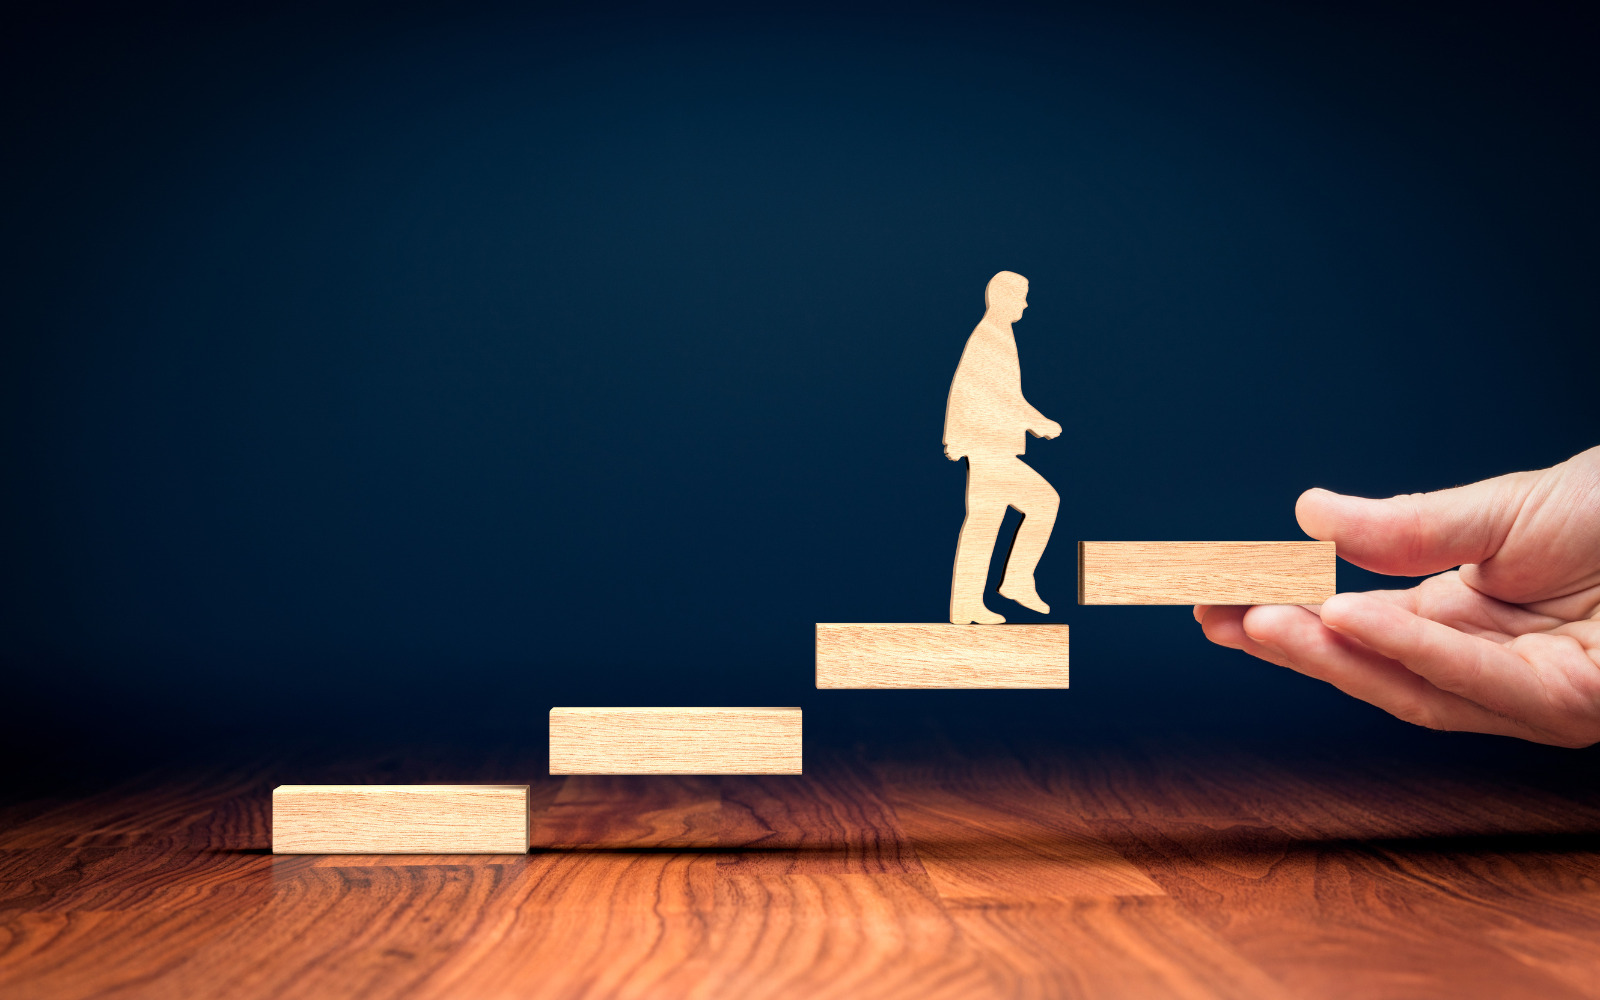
[5,1,1597,767]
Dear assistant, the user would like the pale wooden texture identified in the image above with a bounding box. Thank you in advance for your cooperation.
[815,623,1068,688]
[271,784,529,854]
[945,271,1061,624]
[1078,541,1337,605]
[549,707,803,775]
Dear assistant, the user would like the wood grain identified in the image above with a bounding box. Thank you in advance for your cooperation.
[548,708,803,775]
[814,623,1068,688]
[271,784,529,854]
[950,897,1299,1000]
[1078,541,1337,605]
[6,737,1600,999]
[532,776,724,849]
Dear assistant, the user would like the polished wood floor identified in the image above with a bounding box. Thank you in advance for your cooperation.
[4,730,1600,999]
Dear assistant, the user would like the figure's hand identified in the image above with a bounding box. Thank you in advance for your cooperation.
[1030,418,1062,440]
[944,442,963,462]
[1195,446,1600,747]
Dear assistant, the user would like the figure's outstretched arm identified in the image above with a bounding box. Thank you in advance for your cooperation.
[1021,399,1061,440]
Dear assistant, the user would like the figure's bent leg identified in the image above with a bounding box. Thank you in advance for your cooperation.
[951,461,1008,624]
[998,459,1059,614]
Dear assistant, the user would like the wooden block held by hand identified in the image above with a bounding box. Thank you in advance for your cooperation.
[272,784,530,854]
[815,623,1069,688]
[1078,541,1336,605]
[548,707,803,775]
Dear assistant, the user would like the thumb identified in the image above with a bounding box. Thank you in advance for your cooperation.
[1295,472,1535,578]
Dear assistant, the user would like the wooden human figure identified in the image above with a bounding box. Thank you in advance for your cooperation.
[944,271,1061,624]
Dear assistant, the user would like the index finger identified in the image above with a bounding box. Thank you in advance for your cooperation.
[1319,593,1551,724]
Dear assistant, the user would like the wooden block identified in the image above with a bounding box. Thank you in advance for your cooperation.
[548,707,803,775]
[271,784,529,854]
[815,623,1069,689]
[1077,541,1336,605]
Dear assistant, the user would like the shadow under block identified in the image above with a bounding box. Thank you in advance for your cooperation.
[548,707,803,775]
[1078,540,1337,605]
[271,785,530,854]
[815,623,1069,689]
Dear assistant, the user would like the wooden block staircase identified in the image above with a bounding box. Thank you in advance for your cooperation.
[264,273,1342,854]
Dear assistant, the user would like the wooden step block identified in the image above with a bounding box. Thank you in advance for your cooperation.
[1078,540,1336,605]
[271,784,529,854]
[548,707,803,775]
[815,623,1069,689]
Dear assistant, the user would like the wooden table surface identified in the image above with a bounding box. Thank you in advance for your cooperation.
[4,729,1600,999]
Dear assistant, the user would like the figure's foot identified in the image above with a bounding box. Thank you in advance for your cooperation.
[999,576,1050,614]
[951,602,1006,625]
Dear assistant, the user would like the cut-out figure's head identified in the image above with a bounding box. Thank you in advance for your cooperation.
[984,271,1029,324]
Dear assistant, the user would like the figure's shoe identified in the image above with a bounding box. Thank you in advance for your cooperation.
[951,602,1005,625]
[999,576,1050,614]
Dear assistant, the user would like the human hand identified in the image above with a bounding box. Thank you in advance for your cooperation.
[1195,446,1600,747]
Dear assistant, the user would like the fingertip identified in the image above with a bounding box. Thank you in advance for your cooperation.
[1319,591,1356,623]
[1294,487,1345,541]
[1320,591,1375,632]
[1193,604,1211,624]
[1240,604,1299,646]
[1197,605,1248,648]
